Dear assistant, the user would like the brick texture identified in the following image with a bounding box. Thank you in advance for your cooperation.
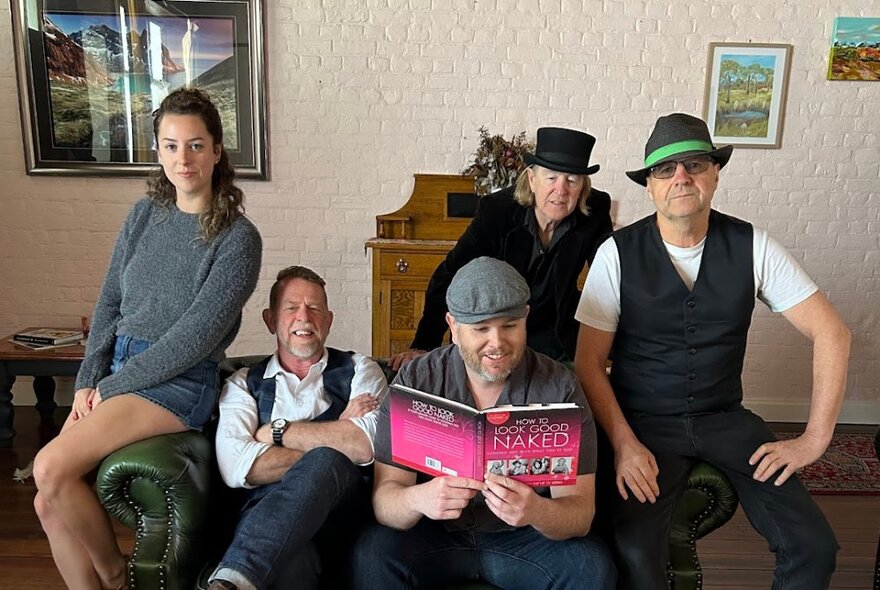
[0,1,876,414]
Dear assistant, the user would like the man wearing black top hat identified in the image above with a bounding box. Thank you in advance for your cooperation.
[390,127,613,370]
[574,113,851,589]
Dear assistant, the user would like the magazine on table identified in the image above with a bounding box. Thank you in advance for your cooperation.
[8,339,79,352]
[389,383,582,487]
[13,328,83,346]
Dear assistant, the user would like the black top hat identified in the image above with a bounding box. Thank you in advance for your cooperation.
[626,113,734,186]
[523,127,600,175]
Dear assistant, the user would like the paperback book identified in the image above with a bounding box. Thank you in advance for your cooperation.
[13,328,83,346]
[389,383,582,486]
[8,339,79,351]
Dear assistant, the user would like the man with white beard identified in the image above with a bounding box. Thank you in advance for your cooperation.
[209,266,387,590]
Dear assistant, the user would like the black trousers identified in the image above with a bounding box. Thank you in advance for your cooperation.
[598,406,838,590]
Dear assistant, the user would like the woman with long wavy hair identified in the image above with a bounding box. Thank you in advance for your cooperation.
[33,87,262,589]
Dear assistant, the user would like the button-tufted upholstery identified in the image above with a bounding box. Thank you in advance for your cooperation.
[96,355,740,590]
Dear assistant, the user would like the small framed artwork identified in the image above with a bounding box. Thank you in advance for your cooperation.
[10,0,267,178]
[828,17,880,81]
[702,42,793,149]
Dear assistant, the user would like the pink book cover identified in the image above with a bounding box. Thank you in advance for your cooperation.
[389,384,481,478]
[390,385,582,486]
[482,406,582,486]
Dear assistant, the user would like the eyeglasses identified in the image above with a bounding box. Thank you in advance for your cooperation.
[649,157,714,180]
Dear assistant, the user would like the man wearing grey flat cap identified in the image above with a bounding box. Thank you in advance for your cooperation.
[574,113,851,589]
[391,126,613,371]
[354,257,616,589]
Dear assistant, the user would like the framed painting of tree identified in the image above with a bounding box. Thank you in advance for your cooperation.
[702,43,793,149]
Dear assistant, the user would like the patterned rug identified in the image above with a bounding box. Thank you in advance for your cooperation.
[775,432,880,495]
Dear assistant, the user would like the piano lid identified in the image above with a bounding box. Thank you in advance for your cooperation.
[375,174,478,241]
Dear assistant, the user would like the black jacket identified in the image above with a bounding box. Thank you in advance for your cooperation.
[411,186,613,360]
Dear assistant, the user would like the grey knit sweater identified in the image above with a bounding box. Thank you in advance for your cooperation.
[75,197,262,398]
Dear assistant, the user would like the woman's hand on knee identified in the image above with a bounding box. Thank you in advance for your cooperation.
[90,387,105,411]
[71,387,97,421]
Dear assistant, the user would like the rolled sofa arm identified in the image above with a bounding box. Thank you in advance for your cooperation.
[97,431,214,590]
[667,461,740,590]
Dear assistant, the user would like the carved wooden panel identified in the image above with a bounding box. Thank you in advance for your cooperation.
[389,289,415,331]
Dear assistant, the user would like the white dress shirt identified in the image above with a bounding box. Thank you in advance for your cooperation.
[215,350,388,488]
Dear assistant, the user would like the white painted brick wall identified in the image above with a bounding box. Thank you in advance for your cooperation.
[0,1,876,419]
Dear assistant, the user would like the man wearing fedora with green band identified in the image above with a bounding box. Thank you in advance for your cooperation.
[574,113,851,589]
[392,126,613,371]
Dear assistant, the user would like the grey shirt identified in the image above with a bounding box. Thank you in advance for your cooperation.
[375,344,597,532]
[75,197,262,398]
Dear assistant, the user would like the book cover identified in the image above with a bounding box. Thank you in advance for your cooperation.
[13,328,83,346]
[481,406,582,487]
[389,384,582,486]
[389,383,481,479]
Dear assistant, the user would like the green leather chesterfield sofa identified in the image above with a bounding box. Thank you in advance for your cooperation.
[95,357,740,590]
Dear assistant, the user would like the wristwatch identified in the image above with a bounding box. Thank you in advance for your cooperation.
[271,418,289,447]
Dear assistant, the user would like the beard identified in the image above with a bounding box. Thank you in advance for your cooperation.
[459,345,524,383]
[286,341,322,359]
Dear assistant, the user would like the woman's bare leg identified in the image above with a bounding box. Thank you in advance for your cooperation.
[33,394,187,589]
[35,490,104,588]
[33,410,106,588]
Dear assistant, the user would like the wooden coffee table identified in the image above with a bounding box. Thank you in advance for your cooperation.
[0,329,86,443]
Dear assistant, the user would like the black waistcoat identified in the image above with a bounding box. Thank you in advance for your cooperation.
[246,348,355,425]
[610,210,754,416]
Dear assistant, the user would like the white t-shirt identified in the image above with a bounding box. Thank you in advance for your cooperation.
[215,350,388,488]
[575,226,818,332]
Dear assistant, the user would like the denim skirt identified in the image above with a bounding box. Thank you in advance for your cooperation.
[108,334,219,430]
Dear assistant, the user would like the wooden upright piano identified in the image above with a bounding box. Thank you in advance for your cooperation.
[365,174,477,358]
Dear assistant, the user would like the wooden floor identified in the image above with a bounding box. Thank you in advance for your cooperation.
[1,408,877,589]
[0,408,133,590]
[699,496,879,588]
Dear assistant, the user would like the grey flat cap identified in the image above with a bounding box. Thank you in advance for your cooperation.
[446,257,529,324]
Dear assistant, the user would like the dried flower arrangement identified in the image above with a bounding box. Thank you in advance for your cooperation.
[461,127,535,196]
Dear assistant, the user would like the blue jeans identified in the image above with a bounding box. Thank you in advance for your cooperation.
[213,447,368,590]
[352,518,616,590]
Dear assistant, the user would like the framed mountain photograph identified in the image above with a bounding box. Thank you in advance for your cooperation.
[10,0,267,178]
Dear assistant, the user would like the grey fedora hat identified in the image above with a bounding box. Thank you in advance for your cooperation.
[523,127,600,175]
[626,113,733,186]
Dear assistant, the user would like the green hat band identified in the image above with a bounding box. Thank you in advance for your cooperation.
[644,140,714,167]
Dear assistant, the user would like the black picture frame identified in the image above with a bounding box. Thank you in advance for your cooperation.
[10,0,267,178]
